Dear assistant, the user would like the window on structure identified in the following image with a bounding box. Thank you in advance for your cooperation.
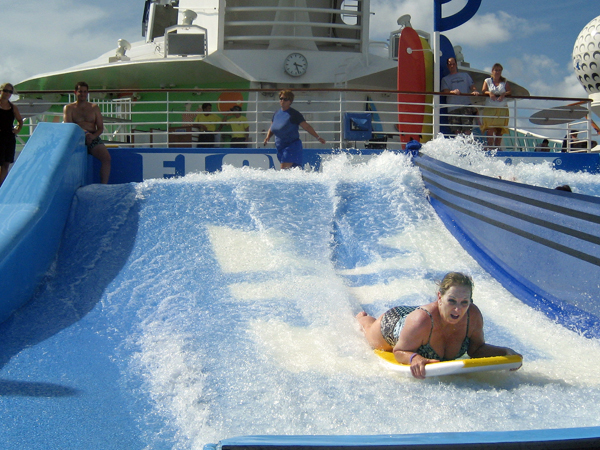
[143,0,179,40]
[340,0,359,26]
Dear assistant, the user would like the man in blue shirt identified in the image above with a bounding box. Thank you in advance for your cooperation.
[441,57,480,136]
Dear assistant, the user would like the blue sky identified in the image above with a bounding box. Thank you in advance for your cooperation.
[3,0,599,101]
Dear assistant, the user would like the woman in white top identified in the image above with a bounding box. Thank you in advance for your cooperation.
[481,63,511,149]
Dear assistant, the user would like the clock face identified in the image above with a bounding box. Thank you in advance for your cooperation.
[284,53,308,77]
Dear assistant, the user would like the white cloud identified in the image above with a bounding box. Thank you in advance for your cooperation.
[4,0,139,84]
[0,56,29,89]
[559,77,589,98]
[445,12,511,48]
[505,54,587,98]
[507,54,561,87]
[444,11,548,48]
[369,0,434,41]
[369,1,545,47]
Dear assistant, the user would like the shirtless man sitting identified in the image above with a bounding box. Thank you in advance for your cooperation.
[63,81,111,183]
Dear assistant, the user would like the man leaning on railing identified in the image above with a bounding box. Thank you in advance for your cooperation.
[441,57,479,137]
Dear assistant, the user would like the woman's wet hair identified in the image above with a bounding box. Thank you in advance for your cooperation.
[438,272,474,298]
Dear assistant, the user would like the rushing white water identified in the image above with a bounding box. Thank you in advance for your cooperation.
[423,135,600,196]
[4,143,600,450]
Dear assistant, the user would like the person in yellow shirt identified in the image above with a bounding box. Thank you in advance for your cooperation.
[194,103,222,147]
[227,105,249,148]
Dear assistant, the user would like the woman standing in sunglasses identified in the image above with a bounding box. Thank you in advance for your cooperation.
[263,89,326,169]
[0,83,23,187]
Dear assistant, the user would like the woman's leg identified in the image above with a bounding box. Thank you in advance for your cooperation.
[0,162,10,187]
[493,130,503,148]
[356,312,392,350]
[485,129,495,148]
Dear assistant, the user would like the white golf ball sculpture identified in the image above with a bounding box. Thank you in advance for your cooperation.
[573,15,600,114]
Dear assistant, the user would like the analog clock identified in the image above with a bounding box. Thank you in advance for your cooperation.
[284,53,308,77]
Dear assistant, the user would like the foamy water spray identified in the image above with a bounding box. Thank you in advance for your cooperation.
[423,135,600,195]
[93,151,600,448]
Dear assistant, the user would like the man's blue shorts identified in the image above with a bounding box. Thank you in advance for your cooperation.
[277,139,303,166]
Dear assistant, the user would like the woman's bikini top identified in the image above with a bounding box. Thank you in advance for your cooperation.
[416,306,470,361]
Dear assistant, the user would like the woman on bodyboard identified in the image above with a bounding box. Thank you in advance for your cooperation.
[356,272,521,379]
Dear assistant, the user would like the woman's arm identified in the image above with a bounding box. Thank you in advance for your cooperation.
[481,80,489,95]
[498,82,511,101]
[470,343,520,358]
[263,126,273,146]
[299,121,326,144]
[482,79,497,100]
[12,104,23,134]
[467,305,521,362]
[392,308,439,379]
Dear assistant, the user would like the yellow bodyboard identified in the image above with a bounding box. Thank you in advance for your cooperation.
[374,350,522,377]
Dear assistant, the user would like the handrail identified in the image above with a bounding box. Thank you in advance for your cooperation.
[224,21,361,30]
[13,88,595,154]
[13,87,593,102]
[223,36,361,43]
[225,6,364,16]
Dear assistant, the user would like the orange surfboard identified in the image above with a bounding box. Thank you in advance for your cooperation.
[397,27,426,145]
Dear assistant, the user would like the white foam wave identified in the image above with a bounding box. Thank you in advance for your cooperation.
[110,150,600,447]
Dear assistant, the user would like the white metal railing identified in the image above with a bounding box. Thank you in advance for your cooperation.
[13,88,596,154]
[223,1,364,50]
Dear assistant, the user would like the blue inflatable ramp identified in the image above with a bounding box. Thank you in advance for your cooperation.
[204,427,600,449]
[414,153,600,338]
